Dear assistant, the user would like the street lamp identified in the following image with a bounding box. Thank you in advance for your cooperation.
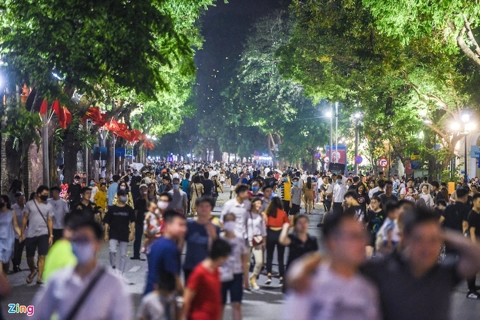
[353,112,362,175]
[450,113,477,181]
[325,109,333,167]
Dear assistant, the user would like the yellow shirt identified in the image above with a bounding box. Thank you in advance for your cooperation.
[94,190,107,211]
[43,239,77,282]
[283,179,292,201]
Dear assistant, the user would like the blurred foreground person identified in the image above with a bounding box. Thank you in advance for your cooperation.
[286,207,480,320]
[283,209,380,320]
[31,220,132,320]
[182,238,232,320]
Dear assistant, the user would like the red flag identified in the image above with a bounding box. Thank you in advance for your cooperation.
[52,99,72,129]
[82,107,102,124]
[93,113,107,127]
[118,122,128,131]
[130,129,143,142]
[39,99,48,115]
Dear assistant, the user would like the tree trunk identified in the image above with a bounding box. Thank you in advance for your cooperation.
[63,129,82,184]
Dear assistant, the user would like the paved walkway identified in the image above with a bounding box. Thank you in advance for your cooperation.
[3,192,480,319]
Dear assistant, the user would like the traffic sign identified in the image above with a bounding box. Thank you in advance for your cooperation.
[379,158,388,168]
[354,155,363,164]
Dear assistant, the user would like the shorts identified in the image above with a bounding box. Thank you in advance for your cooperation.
[222,273,244,304]
[25,234,50,257]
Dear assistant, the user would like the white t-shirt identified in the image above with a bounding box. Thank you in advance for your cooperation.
[220,235,248,282]
[246,212,267,245]
[283,264,380,320]
[220,199,251,239]
[48,198,70,229]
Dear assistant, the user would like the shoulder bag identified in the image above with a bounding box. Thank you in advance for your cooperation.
[64,267,106,320]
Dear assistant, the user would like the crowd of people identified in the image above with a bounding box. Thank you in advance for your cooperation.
[1,161,480,319]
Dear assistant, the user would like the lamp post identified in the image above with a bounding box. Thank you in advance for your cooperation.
[354,112,362,175]
[451,113,476,181]
[335,102,339,162]
[326,109,333,169]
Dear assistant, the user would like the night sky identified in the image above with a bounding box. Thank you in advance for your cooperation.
[195,0,286,117]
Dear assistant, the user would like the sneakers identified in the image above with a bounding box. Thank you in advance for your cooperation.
[467,291,480,299]
[250,275,260,290]
[265,276,272,285]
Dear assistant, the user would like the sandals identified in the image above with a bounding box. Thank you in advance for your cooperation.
[26,270,38,284]
[36,279,44,285]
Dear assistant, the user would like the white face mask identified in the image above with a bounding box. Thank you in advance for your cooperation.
[224,221,236,233]
[71,241,95,265]
[157,201,168,210]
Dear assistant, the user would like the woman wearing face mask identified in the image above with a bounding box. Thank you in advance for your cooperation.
[143,192,171,257]
[0,195,21,274]
[264,197,290,286]
[246,197,266,290]
[113,181,134,208]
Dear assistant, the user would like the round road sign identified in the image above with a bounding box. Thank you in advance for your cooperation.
[354,155,363,164]
[379,157,388,168]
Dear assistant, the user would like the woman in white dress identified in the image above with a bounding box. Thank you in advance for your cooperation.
[0,194,21,273]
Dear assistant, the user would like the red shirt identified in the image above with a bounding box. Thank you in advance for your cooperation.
[266,208,290,228]
[187,264,222,320]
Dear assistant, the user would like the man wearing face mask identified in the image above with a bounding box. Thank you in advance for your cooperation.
[168,178,188,215]
[248,180,264,200]
[67,175,82,207]
[20,185,54,285]
[332,174,347,216]
[31,220,133,320]
[131,184,148,260]
[103,189,136,275]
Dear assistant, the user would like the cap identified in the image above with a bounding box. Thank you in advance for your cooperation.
[139,184,148,189]
[15,191,24,197]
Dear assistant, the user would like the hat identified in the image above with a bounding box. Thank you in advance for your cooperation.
[139,184,148,189]
[15,191,24,197]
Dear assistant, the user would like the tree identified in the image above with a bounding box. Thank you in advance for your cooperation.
[277,0,480,177]
[363,0,480,68]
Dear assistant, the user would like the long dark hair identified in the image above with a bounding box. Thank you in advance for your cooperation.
[306,177,312,189]
[0,195,11,209]
[356,183,367,195]
[266,197,284,218]
[9,180,22,193]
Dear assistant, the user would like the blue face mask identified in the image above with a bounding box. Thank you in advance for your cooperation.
[337,180,341,184]
[283,178,287,182]
[252,186,259,192]
[173,184,179,190]
[293,182,298,187]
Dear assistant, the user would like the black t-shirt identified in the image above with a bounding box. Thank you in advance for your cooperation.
[357,193,370,212]
[134,198,147,224]
[68,184,82,204]
[441,202,470,232]
[361,252,462,320]
[467,209,480,238]
[264,177,277,188]
[202,180,214,196]
[380,194,398,211]
[350,205,366,222]
[72,201,101,221]
[104,205,135,241]
[286,233,318,269]
[365,209,385,245]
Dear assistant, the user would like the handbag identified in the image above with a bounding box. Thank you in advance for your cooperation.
[249,212,264,246]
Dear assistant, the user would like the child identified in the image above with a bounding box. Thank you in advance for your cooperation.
[376,202,401,253]
[404,187,416,203]
[182,238,232,320]
[220,213,249,320]
[93,182,108,220]
[137,271,178,320]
